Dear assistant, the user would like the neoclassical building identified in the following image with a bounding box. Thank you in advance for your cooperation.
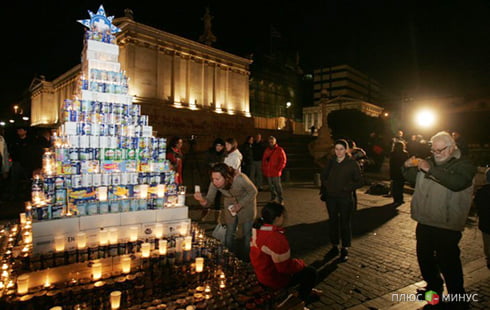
[30,14,253,142]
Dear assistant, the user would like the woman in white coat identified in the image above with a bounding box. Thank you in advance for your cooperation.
[224,137,243,172]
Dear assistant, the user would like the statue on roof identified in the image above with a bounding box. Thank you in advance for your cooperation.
[199,7,217,46]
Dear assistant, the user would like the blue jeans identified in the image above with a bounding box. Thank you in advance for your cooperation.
[225,217,253,259]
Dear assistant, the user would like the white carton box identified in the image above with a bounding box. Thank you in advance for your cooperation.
[80,213,121,230]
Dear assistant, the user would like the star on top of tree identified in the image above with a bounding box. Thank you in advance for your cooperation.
[77,4,121,34]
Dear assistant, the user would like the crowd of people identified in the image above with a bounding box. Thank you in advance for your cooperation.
[1,126,486,309]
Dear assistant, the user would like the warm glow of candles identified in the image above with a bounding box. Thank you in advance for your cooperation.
[99,230,108,246]
[92,262,102,280]
[141,243,150,258]
[110,290,122,309]
[158,239,167,255]
[129,226,138,242]
[156,184,165,198]
[154,223,163,239]
[219,280,226,289]
[184,236,193,251]
[23,232,32,244]
[120,256,131,274]
[19,213,26,225]
[77,232,87,249]
[49,307,62,310]
[54,235,65,252]
[44,274,51,288]
[108,228,118,244]
[16,274,29,295]
[97,186,108,201]
[195,257,204,273]
[139,184,149,199]
[180,222,188,236]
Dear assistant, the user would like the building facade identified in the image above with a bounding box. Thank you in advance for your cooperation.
[30,16,253,144]
[313,64,381,104]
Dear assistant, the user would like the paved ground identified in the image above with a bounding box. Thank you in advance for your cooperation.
[1,178,489,309]
[189,180,490,310]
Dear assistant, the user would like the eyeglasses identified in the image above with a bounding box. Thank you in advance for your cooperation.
[430,146,449,154]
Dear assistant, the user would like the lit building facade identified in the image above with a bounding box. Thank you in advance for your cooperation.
[30,16,253,139]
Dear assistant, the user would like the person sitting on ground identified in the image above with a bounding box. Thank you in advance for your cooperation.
[250,202,322,306]
[475,168,490,269]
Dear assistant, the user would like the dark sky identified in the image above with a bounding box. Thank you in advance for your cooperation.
[2,0,490,115]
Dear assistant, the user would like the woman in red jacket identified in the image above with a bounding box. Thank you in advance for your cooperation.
[166,136,184,184]
[250,202,321,304]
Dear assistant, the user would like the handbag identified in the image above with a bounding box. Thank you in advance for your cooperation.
[212,224,227,243]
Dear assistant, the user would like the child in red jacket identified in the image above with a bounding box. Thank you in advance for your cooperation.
[250,202,321,304]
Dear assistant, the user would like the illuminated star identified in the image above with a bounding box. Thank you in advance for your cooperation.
[77,4,121,34]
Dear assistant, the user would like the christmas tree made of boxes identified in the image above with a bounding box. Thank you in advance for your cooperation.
[28,5,189,254]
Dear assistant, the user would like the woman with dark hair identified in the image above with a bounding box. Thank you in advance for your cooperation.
[224,137,242,172]
[250,202,322,305]
[320,139,363,262]
[239,136,254,176]
[194,163,257,258]
[201,138,226,222]
[166,136,184,184]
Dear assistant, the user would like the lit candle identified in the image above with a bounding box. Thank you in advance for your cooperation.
[92,262,102,280]
[99,230,108,246]
[141,243,150,258]
[129,226,138,242]
[120,255,131,274]
[158,239,167,255]
[175,237,183,253]
[195,257,204,273]
[139,184,149,199]
[44,274,51,288]
[180,222,188,236]
[77,232,87,249]
[110,290,122,309]
[16,274,29,295]
[97,186,108,201]
[184,236,193,251]
[19,213,26,225]
[156,184,165,198]
[108,228,118,244]
[54,235,65,252]
[154,223,163,239]
[23,232,32,244]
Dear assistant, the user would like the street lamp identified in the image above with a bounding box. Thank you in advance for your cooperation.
[414,108,436,129]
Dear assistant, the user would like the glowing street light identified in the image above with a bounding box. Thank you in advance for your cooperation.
[415,108,436,128]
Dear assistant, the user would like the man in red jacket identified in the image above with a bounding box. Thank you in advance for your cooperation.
[262,136,287,205]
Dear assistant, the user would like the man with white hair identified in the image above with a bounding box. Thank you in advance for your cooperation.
[403,131,476,310]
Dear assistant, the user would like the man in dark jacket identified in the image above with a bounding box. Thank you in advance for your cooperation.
[250,133,266,190]
[402,131,476,309]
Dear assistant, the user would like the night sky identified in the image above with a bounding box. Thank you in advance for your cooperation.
[2,0,490,116]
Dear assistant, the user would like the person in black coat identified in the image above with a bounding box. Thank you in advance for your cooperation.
[475,169,490,269]
[389,141,409,206]
[239,136,254,177]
